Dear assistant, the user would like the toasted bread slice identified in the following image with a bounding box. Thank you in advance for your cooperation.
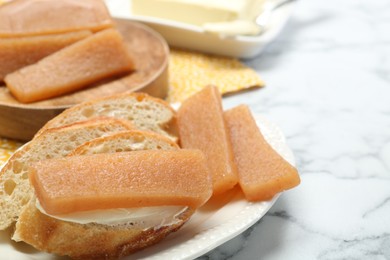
[36,92,178,141]
[13,198,194,259]
[13,130,199,259]
[0,117,133,230]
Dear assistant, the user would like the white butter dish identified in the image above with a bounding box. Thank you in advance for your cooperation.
[105,0,296,59]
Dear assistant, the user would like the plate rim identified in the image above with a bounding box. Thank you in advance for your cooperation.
[121,114,295,259]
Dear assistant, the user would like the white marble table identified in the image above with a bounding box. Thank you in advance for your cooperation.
[200,0,390,259]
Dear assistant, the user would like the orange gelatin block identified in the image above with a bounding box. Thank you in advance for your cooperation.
[29,150,212,215]
[0,30,92,82]
[177,86,238,195]
[5,28,134,103]
[224,105,300,201]
[0,0,113,37]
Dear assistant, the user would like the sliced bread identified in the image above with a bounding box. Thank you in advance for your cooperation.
[14,198,194,259]
[35,92,178,141]
[13,130,198,259]
[0,117,133,230]
[69,129,179,156]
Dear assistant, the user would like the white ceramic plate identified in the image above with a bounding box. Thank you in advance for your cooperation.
[0,115,295,259]
[105,0,296,59]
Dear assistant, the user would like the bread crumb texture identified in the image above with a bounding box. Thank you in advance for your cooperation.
[168,48,264,102]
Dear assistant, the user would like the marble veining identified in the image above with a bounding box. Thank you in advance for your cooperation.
[200,0,390,259]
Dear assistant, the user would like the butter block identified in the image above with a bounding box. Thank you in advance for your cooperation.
[132,0,253,26]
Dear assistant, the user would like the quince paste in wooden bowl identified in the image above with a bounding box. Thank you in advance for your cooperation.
[0,18,169,141]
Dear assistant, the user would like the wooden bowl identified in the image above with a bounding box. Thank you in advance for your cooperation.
[0,18,169,141]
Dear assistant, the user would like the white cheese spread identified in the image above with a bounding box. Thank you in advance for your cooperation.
[36,199,187,229]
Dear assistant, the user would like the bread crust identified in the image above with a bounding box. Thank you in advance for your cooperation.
[36,92,178,140]
[69,129,179,156]
[14,198,194,259]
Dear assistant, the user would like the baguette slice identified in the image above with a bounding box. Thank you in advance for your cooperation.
[0,117,133,230]
[13,131,200,259]
[36,92,178,141]
[14,198,194,260]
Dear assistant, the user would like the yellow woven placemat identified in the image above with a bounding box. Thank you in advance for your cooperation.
[167,49,264,103]
[0,49,263,165]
